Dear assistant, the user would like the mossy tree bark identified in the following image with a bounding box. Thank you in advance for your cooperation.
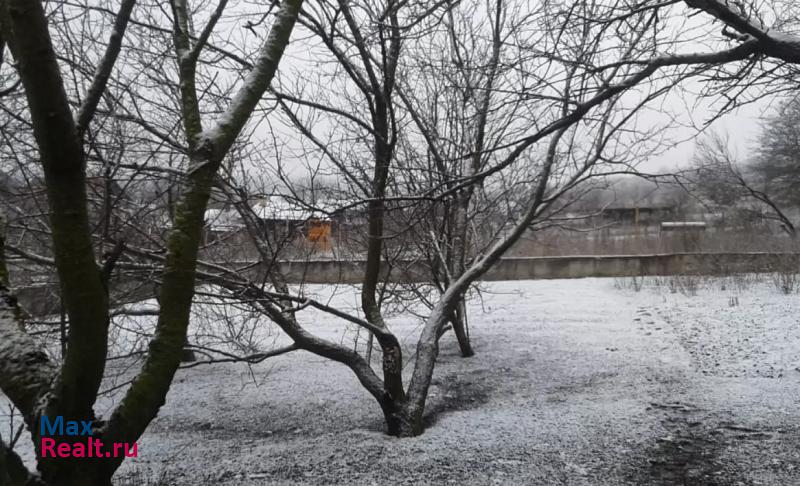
[0,0,304,482]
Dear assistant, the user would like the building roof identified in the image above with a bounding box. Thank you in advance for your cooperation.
[204,208,242,231]
[251,197,314,222]
[204,195,344,231]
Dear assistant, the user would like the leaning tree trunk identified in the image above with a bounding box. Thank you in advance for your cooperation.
[447,195,475,357]
[448,297,473,357]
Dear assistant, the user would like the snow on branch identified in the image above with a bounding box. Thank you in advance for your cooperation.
[0,213,54,422]
[204,0,304,156]
[0,279,55,423]
[684,0,800,62]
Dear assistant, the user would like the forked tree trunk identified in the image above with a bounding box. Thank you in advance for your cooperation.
[380,397,425,438]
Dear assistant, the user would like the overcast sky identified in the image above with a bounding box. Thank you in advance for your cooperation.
[645,96,768,173]
[265,1,792,184]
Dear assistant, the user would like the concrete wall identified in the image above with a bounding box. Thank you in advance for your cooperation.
[271,252,800,284]
[16,253,798,315]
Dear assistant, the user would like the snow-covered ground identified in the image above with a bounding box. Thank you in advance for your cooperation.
[3,277,799,485]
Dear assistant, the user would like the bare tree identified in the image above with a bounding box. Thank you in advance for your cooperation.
[4,1,800,479]
[684,110,797,237]
[0,0,304,484]
[691,130,797,236]
[753,97,800,210]
[157,0,800,439]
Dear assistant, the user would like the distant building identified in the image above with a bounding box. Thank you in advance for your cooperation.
[203,195,365,254]
[599,204,676,226]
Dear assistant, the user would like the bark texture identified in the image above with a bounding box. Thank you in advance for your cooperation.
[0,0,305,482]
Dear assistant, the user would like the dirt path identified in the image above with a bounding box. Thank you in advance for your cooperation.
[632,296,800,486]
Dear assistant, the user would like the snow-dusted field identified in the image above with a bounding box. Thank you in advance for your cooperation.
[4,277,799,485]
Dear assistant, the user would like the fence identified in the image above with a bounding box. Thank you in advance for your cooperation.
[15,252,799,315]
[269,252,800,283]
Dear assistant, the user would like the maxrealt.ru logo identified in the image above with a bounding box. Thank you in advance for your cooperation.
[40,416,138,458]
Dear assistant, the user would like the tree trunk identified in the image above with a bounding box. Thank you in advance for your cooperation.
[42,476,112,486]
[1,440,30,486]
[394,406,425,438]
[38,461,113,486]
[379,396,426,438]
[449,297,474,357]
[181,337,196,362]
[380,397,403,437]
[448,199,474,358]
